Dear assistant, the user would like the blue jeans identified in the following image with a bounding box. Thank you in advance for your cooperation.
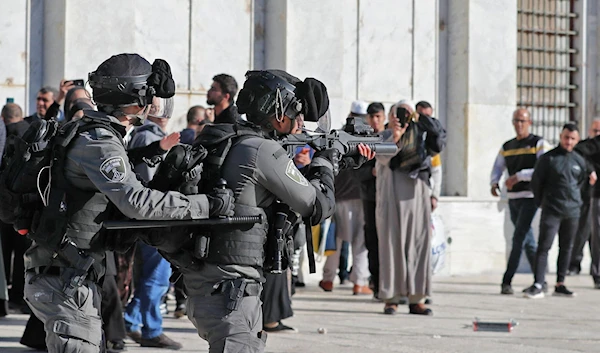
[502,198,538,285]
[124,242,171,339]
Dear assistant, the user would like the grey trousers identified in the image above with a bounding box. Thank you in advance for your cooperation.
[187,293,266,353]
[24,272,103,353]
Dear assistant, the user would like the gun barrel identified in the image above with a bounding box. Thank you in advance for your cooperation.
[371,143,398,155]
[344,142,398,156]
[103,215,263,230]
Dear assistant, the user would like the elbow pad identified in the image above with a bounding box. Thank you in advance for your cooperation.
[307,157,336,225]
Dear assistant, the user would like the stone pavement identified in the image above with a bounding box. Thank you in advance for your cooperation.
[1,273,599,353]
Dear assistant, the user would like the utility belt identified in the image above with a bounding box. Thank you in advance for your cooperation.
[212,278,262,311]
[28,266,98,282]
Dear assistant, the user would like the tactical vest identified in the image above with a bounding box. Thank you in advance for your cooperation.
[194,123,269,267]
[203,204,269,267]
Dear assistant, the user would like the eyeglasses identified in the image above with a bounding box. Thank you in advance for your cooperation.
[512,119,530,124]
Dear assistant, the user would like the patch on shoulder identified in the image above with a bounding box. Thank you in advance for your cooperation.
[285,160,309,186]
[273,148,286,159]
[83,127,113,140]
[100,156,127,182]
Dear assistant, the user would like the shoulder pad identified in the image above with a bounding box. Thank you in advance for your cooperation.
[79,127,117,141]
[91,127,116,140]
[196,123,263,147]
[195,124,237,146]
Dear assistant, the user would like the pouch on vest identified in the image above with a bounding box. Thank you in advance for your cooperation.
[264,203,298,273]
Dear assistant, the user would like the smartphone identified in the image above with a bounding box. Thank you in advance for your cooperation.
[70,79,85,87]
[6,97,14,103]
[396,106,410,127]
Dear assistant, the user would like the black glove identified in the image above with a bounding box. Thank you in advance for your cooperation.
[148,59,176,98]
[340,154,367,170]
[207,187,235,217]
[313,148,340,175]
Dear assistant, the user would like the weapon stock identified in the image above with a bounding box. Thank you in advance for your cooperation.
[102,215,263,230]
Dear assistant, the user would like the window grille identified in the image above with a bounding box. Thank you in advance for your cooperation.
[517,0,579,145]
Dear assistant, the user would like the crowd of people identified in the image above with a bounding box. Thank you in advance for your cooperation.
[0,51,598,353]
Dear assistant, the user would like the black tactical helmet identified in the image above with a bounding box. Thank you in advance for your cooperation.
[89,54,154,107]
[236,70,303,129]
[89,54,176,110]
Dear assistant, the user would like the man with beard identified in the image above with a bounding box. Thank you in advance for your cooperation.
[207,74,243,124]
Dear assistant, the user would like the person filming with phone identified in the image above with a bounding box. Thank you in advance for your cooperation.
[375,99,446,316]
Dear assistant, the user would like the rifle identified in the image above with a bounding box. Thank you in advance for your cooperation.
[278,117,398,158]
[102,215,263,230]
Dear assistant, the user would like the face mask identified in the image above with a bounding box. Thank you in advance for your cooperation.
[123,104,151,126]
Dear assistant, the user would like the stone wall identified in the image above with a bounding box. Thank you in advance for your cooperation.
[0,0,595,276]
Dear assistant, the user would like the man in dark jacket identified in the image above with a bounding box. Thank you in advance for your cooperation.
[355,102,386,298]
[207,74,243,124]
[525,123,591,299]
[570,118,600,287]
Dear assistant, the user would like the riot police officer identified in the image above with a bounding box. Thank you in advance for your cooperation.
[22,53,234,353]
[175,70,354,353]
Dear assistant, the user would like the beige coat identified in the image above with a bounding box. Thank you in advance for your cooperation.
[375,136,432,301]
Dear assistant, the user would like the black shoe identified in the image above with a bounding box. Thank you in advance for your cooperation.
[501,284,514,295]
[141,333,182,350]
[424,297,433,305]
[107,340,126,352]
[383,304,397,315]
[522,282,548,293]
[523,285,544,299]
[292,275,305,288]
[409,304,433,316]
[263,322,298,333]
[553,285,576,298]
[595,282,600,290]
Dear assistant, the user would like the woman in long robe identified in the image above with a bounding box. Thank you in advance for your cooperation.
[375,100,445,316]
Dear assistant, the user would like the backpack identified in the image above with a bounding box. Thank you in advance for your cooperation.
[0,117,118,250]
[0,119,59,231]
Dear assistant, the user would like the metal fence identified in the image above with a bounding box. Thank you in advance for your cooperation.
[517,0,579,145]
